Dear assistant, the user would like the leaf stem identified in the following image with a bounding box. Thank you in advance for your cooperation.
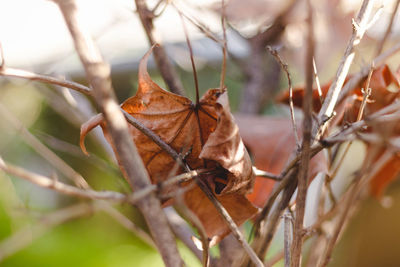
[177,9,200,105]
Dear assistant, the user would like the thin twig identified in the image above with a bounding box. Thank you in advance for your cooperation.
[309,149,397,236]
[253,169,297,236]
[374,40,400,65]
[356,65,374,122]
[327,65,374,182]
[0,102,89,188]
[252,167,282,181]
[0,14,184,257]
[375,0,400,55]
[338,41,400,103]
[219,0,227,90]
[173,5,221,44]
[316,0,376,136]
[313,58,323,105]
[135,0,185,96]
[122,111,184,164]
[283,210,293,267]
[0,99,155,248]
[195,179,264,267]
[152,0,169,17]
[178,10,200,105]
[248,176,297,266]
[165,207,204,262]
[317,148,379,267]
[0,67,92,96]
[290,1,314,264]
[303,149,397,267]
[39,132,117,175]
[267,46,300,148]
[0,159,203,205]
[0,160,125,201]
[55,1,183,265]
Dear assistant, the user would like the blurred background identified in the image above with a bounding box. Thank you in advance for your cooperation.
[1,0,400,266]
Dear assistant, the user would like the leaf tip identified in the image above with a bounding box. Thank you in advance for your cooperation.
[80,114,104,156]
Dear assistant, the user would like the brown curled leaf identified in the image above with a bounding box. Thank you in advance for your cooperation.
[80,45,257,241]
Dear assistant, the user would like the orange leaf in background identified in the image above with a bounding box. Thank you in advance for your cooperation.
[366,118,400,197]
[278,64,400,197]
[369,151,400,197]
[348,65,400,122]
[278,64,400,119]
[80,46,256,242]
[236,115,327,208]
[277,81,331,112]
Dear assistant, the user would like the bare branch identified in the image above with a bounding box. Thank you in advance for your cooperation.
[55,1,183,265]
[166,207,204,262]
[195,179,264,267]
[252,167,282,181]
[313,58,323,105]
[173,5,221,44]
[356,65,374,121]
[0,159,202,205]
[0,81,162,248]
[178,10,200,104]
[317,148,379,267]
[0,159,125,201]
[267,46,300,148]
[316,0,376,135]
[0,67,92,96]
[283,210,293,267]
[339,41,400,103]
[122,110,184,164]
[246,175,297,266]
[290,1,314,265]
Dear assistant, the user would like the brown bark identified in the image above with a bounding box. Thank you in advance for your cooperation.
[56,1,183,266]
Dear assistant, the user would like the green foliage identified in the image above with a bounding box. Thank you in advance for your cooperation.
[0,210,200,267]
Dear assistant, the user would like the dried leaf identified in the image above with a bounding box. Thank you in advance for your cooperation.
[80,46,257,240]
[199,92,254,194]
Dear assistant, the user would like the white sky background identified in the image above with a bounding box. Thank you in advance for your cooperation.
[0,0,221,70]
[0,0,398,72]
